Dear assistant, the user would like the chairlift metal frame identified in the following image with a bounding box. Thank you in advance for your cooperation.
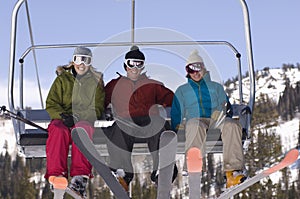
[7,0,255,158]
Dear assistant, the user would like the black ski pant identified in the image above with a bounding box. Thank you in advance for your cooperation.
[104,115,170,184]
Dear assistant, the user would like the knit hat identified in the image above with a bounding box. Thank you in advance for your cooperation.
[73,46,92,57]
[186,49,204,66]
[125,45,145,60]
[124,45,145,70]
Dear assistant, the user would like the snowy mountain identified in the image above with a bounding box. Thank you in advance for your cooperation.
[226,67,300,150]
[229,67,300,104]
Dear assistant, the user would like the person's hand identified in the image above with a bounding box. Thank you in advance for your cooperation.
[105,108,114,121]
[175,124,185,132]
[60,113,78,128]
[211,110,222,121]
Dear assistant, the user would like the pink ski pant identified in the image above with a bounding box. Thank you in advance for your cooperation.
[45,119,94,179]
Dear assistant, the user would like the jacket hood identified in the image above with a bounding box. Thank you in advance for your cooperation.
[56,63,73,76]
[55,63,104,87]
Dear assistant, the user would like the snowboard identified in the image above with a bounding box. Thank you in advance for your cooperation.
[217,148,299,199]
[71,127,130,199]
[186,147,203,199]
[157,130,177,199]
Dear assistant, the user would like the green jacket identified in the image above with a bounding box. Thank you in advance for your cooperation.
[46,66,105,123]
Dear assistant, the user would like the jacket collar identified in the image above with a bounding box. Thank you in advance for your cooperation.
[188,72,211,86]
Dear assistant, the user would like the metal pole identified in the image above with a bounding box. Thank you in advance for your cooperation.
[19,40,240,60]
[131,0,135,44]
[25,0,44,109]
[8,0,26,112]
[239,0,256,111]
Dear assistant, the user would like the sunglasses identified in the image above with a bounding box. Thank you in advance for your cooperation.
[125,59,145,69]
[73,55,92,66]
[185,62,204,74]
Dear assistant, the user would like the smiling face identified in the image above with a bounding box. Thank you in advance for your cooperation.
[74,63,90,75]
[189,70,205,82]
[126,66,144,81]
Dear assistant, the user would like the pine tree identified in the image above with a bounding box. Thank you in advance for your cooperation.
[215,158,225,196]
[41,181,53,199]
[1,151,11,198]
[132,173,143,199]
[17,167,37,199]
[239,94,283,198]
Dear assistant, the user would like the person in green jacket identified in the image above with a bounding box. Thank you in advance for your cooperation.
[45,47,105,198]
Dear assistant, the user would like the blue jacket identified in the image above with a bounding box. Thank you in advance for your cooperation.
[170,73,230,131]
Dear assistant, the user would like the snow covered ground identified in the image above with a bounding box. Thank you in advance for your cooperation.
[0,119,17,158]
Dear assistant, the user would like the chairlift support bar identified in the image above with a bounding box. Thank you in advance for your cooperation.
[19,40,241,59]
[240,0,256,113]
[17,41,243,109]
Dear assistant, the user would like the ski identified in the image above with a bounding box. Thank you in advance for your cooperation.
[49,176,84,199]
[187,147,203,199]
[217,148,299,199]
[157,130,177,199]
[65,187,85,199]
[71,127,130,199]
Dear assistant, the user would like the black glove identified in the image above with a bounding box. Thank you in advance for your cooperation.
[105,108,114,121]
[60,113,78,128]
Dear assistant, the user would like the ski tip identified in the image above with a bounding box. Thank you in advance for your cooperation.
[186,147,203,173]
[265,148,299,175]
[286,148,299,162]
[49,176,68,190]
[161,130,177,137]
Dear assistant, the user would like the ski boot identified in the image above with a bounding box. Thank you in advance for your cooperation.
[151,166,178,185]
[112,169,129,192]
[225,170,247,188]
[69,175,88,198]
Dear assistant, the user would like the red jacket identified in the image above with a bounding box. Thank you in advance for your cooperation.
[105,73,174,119]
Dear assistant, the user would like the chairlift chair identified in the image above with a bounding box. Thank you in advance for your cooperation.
[7,0,255,158]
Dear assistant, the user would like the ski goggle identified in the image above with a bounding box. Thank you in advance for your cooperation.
[124,59,145,69]
[186,62,204,74]
[72,55,92,66]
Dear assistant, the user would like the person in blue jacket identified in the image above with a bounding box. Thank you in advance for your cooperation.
[171,49,247,188]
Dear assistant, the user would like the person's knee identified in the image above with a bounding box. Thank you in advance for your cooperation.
[48,119,69,135]
[223,119,242,132]
[186,118,205,129]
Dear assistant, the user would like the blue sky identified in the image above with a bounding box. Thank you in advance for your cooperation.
[1,0,300,108]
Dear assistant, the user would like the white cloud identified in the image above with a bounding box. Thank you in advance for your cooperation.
[1,78,49,109]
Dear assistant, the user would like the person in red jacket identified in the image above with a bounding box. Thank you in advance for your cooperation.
[104,46,177,191]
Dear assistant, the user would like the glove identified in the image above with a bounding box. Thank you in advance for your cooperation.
[105,108,114,121]
[60,113,78,128]
[211,110,222,121]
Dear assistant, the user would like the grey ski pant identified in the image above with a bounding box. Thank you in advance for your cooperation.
[184,117,244,171]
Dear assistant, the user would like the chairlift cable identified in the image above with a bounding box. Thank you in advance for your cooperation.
[131,0,135,45]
